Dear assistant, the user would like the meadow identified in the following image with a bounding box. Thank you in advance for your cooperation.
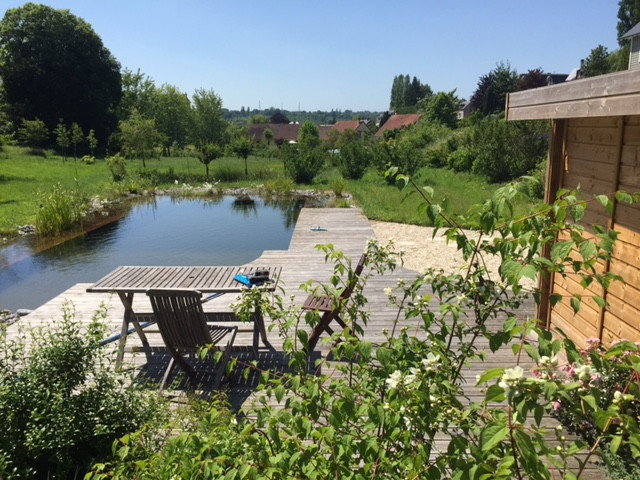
[0,145,538,236]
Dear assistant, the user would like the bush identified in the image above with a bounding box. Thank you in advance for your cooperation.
[35,183,84,236]
[82,155,95,165]
[0,304,167,479]
[447,147,474,172]
[106,153,127,182]
[469,117,549,183]
[337,141,371,180]
[281,143,326,184]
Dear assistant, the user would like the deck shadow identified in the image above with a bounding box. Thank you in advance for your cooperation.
[132,347,322,411]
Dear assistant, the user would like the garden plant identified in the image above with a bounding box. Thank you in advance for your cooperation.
[84,175,640,479]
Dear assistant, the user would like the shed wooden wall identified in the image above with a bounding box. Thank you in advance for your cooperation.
[544,115,640,348]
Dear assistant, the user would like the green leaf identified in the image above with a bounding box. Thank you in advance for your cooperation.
[610,435,623,454]
[550,241,575,263]
[579,241,597,262]
[476,367,505,385]
[596,194,614,215]
[569,203,585,222]
[426,204,442,224]
[615,191,633,204]
[570,296,581,314]
[481,424,509,452]
[593,296,606,308]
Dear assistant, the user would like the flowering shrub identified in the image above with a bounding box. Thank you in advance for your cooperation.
[88,181,640,479]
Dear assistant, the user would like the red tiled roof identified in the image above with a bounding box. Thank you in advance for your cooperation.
[332,121,361,133]
[248,123,300,143]
[374,114,421,137]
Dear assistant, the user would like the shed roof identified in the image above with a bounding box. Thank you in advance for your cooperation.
[506,69,640,121]
[622,21,640,39]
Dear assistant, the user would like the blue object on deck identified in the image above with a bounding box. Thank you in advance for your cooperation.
[234,274,251,286]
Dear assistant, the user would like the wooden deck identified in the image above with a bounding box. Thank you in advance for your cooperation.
[6,207,605,477]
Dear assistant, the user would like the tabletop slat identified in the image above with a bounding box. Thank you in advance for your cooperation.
[87,266,282,293]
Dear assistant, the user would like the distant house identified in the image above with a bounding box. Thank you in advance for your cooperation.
[248,123,300,145]
[374,113,421,137]
[320,120,370,140]
[457,101,472,120]
[622,21,640,70]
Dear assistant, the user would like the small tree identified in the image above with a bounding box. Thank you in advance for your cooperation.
[420,90,461,128]
[119,110,160,168]
[198,143,223,180]
[228,137,254,177]
[54,120,70,161]
[86,129,98,156]
[17,118,49,148]
[582,45,611,77]
[70,122,84,161]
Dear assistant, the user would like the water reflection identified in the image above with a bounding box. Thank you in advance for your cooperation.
[0,195,303,311]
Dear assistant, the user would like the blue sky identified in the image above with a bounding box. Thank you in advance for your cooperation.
[4,1,621,112]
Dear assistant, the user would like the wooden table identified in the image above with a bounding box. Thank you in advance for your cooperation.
[87,265,281,367]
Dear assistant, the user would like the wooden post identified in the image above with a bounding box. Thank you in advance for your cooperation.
[537,119,568,329]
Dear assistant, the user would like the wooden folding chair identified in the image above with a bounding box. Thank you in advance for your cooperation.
[302,254,366,352]
[146,289,237,389]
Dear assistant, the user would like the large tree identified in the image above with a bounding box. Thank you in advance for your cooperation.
[191,88,226,147]
[618,0,640,45]
[155,84,192,153]
[390,74,432,112]
[581,45,611,77]
[470,62,518,116]
[0,3,121,144]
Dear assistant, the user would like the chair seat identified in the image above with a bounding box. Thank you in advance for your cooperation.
[302,294,336,312]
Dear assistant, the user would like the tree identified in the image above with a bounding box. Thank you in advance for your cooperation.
[390,74,432,112]
[581,45,612,77]
[17,118,49,147]
[87,129,98,157]
[298,121,321,150]
[270,111,290,124]
[248,114,269,124]
[617,0,640,46]
[198,143,223,180]
[420,90,461,129]
[516,68,548,91]
[0,3,121,144]
[119,110,160,168]
[154,84,192,154]
[54,121,70,161]
[118,68,157,121]
[470,62,518,115]
[191,88,226,148]
[70,122,84,161]
[227,137,254,177]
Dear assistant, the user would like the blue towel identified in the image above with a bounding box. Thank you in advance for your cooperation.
[234,274,251,286]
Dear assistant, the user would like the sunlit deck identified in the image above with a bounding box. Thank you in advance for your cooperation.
[6,207,603,477]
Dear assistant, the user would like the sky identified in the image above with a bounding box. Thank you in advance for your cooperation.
[4,1,623,112]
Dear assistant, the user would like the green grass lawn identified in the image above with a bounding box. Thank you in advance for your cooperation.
[0,145,539,236]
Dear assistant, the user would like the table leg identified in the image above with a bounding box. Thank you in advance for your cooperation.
[115,292,150,368]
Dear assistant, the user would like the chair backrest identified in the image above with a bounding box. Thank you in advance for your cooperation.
[339,253,366,301]
[146,289,212,349]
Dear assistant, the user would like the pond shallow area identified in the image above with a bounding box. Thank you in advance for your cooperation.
[0,195,303,311]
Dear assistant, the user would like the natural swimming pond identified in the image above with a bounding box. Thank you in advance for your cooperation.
[0,195,304,311]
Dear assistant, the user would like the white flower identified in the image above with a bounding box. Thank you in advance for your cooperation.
[422,352,440,372]
[384,287,393,296]
[499,366,524,393]
[386,370,403,389]
[575,364,597,382]
[405,367,420,387]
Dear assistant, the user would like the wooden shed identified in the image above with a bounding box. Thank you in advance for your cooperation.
[506,70,640,348]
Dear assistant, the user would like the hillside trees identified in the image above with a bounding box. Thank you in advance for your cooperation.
[0,3,121,144]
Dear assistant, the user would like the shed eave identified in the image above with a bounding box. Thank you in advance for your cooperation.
[506,70,640,121]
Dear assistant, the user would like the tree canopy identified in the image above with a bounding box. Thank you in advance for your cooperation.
[0,3,121,143]
[470,62,518,116]
[389,74,432,113]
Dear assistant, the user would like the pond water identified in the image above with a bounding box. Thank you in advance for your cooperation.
[0,195,303,311]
